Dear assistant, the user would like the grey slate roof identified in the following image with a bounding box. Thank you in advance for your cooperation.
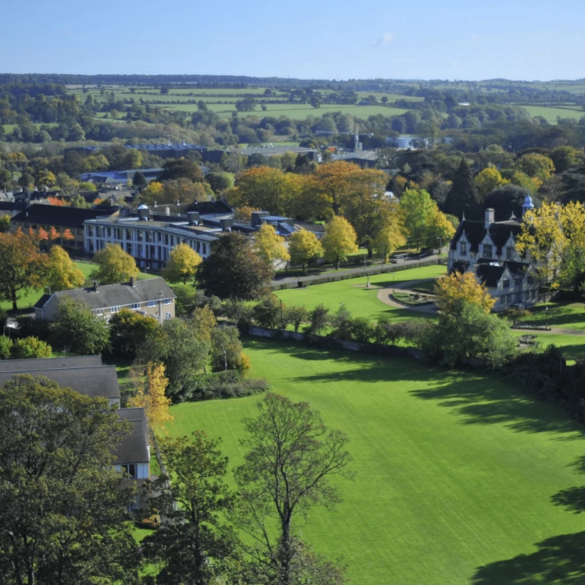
[450,219,522,255]
[0,355,102,373]
[34,278,175,311]
[115,408,150,464]
[0,366,121,401]
[11,204,116,229]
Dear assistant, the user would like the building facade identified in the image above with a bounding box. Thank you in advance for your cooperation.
[34,277,176,322]
[448,199,540,311]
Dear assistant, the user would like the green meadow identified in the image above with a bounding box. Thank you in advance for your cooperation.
[168,338,585,584]
[522,105,585,124]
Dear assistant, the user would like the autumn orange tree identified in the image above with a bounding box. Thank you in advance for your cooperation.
[0,229,49,310]
[434,272,495,314]
[129,362,173,430]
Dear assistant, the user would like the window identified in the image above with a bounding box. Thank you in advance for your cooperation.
[514,277,522,286]
[121,464,136,478]
[506,247,515,260]
[527,276,534,285]
[131,303,139,310]
[165,312,172,320]
[111,306,120,313]
[503,279,510,289]
[164,298,172,305]
[460,241,467,256]
[483,244,493,258]
[95,309,103,316]
[147,300,157,308]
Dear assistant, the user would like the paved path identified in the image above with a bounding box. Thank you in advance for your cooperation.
[273,255,440,287]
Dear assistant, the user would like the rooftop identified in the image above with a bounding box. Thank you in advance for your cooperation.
[11,204,117,229]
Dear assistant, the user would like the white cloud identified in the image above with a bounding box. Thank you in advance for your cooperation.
[373,32,394,47]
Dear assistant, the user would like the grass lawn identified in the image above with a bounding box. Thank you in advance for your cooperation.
[0,261,158,313]
[167,338,585,584]
[275,264,446,322]
[522,105,585,124]
[519,302,585,332]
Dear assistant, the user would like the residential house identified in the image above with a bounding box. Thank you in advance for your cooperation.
[11,204,119,251]
[0,355,151,507]
[33,277,176,322]
[447,199,539,311]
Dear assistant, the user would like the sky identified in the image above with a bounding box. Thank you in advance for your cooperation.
[2,0,584,81]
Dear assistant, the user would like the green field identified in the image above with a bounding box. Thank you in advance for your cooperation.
[523,105,585,124]
[168,338,585,584]
[275,264,447,321]
[0,261,157,312]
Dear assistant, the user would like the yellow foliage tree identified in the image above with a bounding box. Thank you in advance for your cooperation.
[474,167,508,200]
[91,243,139,284]
[321,216,359,269]
[434,272,495,314]
[427,210,456,249]
[254,224,290,266]
[288,229,324,275]
[47,245,86,291]
[138,181,164,205]
[516,201,585,291]
[129,362,173,430]
[516,153,555,182]
[191,305,217,343]
[373,209,407,262]
[162,243,202,284]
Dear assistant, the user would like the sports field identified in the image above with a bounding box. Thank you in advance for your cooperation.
[169,338,585,584]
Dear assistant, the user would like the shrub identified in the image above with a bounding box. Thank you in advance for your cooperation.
[306,304,330,335]
[11,337,52,359]
[284,306,308,332]
[0,336,12,359]
[188,370,269,401]
[253,295,283,329]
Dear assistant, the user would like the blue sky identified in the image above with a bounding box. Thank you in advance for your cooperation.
[2,0,584,81]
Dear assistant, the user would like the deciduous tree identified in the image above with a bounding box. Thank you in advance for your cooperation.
[109,309,161,359]
[198,232,272,300]
[373,208,407,262]
[474,166,508,200]
[0,229,48,310]
[128,362,173,429]
[254,224,290,267]
[51,297,111,354]
[516,201,585,292]
[140,431,239,584]
[288,228,324,275]
[46,245,85,291]
[434,272,495,314]
[321,216,358,269]
[91,243,139,284]
[162,243,202,284]
[11,336,52,359]
[0,375,139,584]
[235,393,353,585]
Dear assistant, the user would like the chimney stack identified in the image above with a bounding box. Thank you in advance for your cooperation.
[129,276,135,287]
[165,206,170,216]
[485,208,495,229]
[93,280,98,292]
[187,211,200,225]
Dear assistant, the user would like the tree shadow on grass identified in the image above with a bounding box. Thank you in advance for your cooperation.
[410,378,585,437]
[471,531,585,584]
[245,338,585,437]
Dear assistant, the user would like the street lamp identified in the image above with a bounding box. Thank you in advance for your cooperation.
[545,306,549,331]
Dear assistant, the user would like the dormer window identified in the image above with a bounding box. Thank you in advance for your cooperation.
[503,279,510,289]
[460,241,467,256]
[483,244,493,258]
[506,247,515,260]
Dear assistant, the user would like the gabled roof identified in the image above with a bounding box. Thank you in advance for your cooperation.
[0,355,102,373]
[115,408,150,464]
[0,366,120,401]
[34,278,175,311]
[186,200,233,215]
[11,204,116,229]
[475,262,506,288]
[451,219,522,254]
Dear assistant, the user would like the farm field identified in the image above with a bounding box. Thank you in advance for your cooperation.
[0,261,157,312]
[522,105,585,124]
[169,338,585,584]
[275,264,447,321]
